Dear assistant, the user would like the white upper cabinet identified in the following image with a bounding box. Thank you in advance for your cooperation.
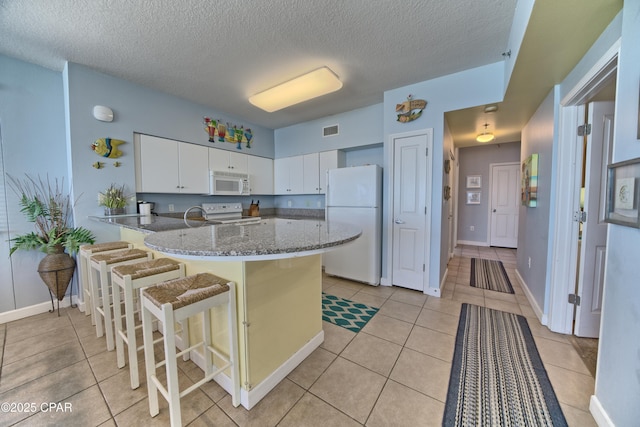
[209,148,248,174]
[303,153,320,194]
[274,155,304,194]
[137,135,208,194]
[276,150,344,195]
[248,155,274,195]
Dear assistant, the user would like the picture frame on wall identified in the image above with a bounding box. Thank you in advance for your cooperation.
[466,175,481,188]
[521,153,539,207]
[466,190,481,205]
[605,157,640,228]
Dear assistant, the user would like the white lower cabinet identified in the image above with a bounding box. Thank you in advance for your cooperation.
[136,134,209,194]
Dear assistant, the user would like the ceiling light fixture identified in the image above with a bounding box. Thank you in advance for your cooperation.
[476,123,495,143]
[248,67,343,113]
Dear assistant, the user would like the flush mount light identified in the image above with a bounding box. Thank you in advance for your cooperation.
[249,67,343,112]
[476,123,495,143]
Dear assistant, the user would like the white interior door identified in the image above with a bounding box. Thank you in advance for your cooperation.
[489,163,520,248]
[575,101,614,338]
[392,133,428,291]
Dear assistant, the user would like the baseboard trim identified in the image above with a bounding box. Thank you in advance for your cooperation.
[590,395,614,427]
[0,296,80,324]
[188,330,324,410]
[515,269,547,324]
[457,240,489,247]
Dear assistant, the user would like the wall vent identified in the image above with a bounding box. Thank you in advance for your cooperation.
[323,124,339,137]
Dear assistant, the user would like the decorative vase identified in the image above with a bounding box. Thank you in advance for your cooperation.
[37,245,76,301]
[104,207,125,216]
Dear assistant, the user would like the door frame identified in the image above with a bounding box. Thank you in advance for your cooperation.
[547,39,619,334]
[384,128,433,294]
[487,162,520,248]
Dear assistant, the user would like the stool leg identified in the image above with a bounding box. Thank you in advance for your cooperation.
[142,300,160,417]
[181,319,190,362]
[113,277,125,368]
[228,285,240,407]
[202,309,212,378]
[125,278,141,389]
[162,304,182,427]
[101,265,115,351]
[79,252,90,315]
[90,264,104,337]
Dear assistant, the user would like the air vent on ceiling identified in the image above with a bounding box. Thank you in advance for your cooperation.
[323,124,339,137]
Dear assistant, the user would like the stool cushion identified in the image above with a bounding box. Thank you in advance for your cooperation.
[112,258,181,280]
[143,273,230,310]
[81,241,131,253]
[91,249,149,264]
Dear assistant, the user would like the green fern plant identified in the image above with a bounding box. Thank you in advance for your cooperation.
[8,174,95,256]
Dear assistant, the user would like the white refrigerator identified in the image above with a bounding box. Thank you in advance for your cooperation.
[324,165,382,285]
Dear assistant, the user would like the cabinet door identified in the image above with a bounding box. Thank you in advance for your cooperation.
[179,143,209,193]
[228,151,248,174]
[274,157,290,194]
[303,153,320,194]
[139,135,179,193]
[209,148,229,172]
[319,150,345,193]
[248,156,274,194]
[289,155,305,194]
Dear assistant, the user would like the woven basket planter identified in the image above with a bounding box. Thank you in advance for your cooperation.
[37,245,76,301]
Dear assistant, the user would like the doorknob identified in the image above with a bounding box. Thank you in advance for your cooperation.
[394,219,405,224]
[493,209,497,212]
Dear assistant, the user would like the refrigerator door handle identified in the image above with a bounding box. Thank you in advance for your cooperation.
[394,219,405,224]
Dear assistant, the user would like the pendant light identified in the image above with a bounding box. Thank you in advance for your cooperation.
[476,123,495,143]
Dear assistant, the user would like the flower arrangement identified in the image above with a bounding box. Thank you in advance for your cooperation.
[98,183,131,209]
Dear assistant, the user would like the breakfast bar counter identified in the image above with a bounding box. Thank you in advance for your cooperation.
[91,215,361,409]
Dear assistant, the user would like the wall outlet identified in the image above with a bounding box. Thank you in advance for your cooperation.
[168,204,174,212]
[528,257,532,268]
[317,200,322,208]
[470,225,475,231]
[287,200,292,208]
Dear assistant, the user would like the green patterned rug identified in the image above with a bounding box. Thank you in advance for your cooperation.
[322,293,379,333]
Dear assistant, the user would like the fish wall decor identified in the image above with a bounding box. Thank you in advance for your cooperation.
[91,137,125,158]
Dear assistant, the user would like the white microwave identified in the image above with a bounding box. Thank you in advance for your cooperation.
[209,171,250,195]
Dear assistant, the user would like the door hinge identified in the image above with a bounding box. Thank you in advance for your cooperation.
[422,264,425,272]
[577,124,591,136]
[568,294,581,306]
[424,206,427,214]
[426,147,429,156]
[573,211,587,223]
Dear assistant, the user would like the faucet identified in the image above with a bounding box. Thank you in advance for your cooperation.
[184,205,206,222]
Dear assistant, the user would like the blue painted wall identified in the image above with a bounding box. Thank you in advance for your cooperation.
[1,55,69,311]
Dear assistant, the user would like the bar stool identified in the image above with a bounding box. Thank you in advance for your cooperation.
[141,273,240,426]
[79,241,133,323]
[111,258,186,389]
[90,248,152,351]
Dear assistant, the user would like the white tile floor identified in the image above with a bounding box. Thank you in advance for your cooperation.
[0,246,597,426]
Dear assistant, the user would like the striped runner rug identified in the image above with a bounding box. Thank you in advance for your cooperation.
[443,304,567,427]
[470,258,514,294]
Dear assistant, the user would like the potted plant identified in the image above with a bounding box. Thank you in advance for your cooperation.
[98,183,131,216]
[8,174,95,304]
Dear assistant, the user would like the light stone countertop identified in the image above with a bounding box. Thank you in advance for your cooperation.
[90,215,361,261]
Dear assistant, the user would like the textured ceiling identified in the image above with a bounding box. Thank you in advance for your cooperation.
[0,0,515,131]
[0,0,622,146]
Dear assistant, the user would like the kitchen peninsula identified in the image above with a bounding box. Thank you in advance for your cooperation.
[91,215,361,409]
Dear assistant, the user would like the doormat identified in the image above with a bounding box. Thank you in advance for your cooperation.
[322,293,379,333]
[443,304,567,426]
[470,258,514,294]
